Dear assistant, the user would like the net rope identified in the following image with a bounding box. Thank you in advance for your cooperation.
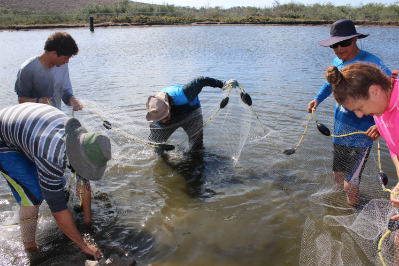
[1,83,398,265]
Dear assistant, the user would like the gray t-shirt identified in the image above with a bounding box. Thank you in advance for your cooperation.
[15,55,74,110]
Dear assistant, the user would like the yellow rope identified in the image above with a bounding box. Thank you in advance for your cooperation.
[74,86,312,154]
[23,90,399,266]
[74,87,234,151]
[377,138,399,266]
[312,109,399,266]
[72,89,399,266]
[73,104,162,149]
[79,177,84,208]
[378,229,391,266]
[311,109,369,138]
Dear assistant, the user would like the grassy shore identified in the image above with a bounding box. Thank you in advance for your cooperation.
[1,19,398,31]
[1,0,398,30]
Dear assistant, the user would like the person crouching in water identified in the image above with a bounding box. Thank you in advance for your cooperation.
[145,76,238,154]
[0,103,111,259]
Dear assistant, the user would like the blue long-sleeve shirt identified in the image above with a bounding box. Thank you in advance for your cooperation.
[315,50,391,147]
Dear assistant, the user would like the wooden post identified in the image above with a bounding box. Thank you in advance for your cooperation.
[90,17,94,32]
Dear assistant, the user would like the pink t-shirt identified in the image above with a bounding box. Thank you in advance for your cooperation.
[374,79,399,158]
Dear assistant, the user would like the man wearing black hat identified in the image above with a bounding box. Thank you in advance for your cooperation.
[0,103,111,259]
[306,19,391,206]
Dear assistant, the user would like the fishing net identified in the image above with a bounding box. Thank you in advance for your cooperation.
[0,83,397,265]
[71,85,258,164]
[71,84,397,265]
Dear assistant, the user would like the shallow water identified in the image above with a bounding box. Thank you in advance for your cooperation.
[1,25,399,265]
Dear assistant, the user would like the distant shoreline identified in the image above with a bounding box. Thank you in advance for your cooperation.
[1,20,399,31]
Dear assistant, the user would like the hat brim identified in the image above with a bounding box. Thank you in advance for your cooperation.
[318,34,369,47]
[65,118,107,181]
[146,92,170,122]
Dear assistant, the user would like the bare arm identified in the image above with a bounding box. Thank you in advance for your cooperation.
[52,209,102,260]
[18,96,53,104]
[307,99,318,113]
[69,96,83,111]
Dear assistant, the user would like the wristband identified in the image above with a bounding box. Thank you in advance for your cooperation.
[35,97,40,103]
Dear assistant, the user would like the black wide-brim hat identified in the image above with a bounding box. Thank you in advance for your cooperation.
[318,19,369,47]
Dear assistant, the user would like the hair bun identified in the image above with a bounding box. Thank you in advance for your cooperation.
[325,66,342,85]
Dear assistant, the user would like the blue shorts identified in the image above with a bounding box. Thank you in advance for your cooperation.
[0,151,43,206]
[332,143,371,185]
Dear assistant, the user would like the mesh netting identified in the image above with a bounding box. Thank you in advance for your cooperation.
[71,84,396,265]
[0,84,397,265]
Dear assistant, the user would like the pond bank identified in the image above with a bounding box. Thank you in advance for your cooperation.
[1,20,399,31]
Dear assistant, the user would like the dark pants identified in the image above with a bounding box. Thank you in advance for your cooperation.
[149,110,204,154]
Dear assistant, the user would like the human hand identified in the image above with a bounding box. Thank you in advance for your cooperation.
[390,183,399,221]
[38,97,53,105]
[81,243,103,261]
[392,212,399,221]
[223,79,239,90]
[365,125,380,141]
[70,96,83,111]
[307,99,318,113]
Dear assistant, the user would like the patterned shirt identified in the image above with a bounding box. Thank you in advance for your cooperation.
[0,103,68,212]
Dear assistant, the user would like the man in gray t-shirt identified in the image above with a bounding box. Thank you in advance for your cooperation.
[15,31,82,111]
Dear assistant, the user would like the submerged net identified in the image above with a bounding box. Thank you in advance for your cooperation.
[0,83,397,265]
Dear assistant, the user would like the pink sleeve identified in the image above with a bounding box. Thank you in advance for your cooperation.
[375,117,398,159]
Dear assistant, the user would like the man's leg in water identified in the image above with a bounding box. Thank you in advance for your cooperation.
[0,151,43,251]
[343,181,360,206]
[332,144,370,207]
[149,123,177,154]
[76,177,92,226]
[20,205,40,252]
[183,110,204,152]
[333,172,345,189]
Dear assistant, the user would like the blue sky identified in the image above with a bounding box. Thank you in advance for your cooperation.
[138,0,398,8]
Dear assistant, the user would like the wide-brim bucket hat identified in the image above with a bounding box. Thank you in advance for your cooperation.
[65,118,112,181]
[146,92,170,122]
[318,19,369,47]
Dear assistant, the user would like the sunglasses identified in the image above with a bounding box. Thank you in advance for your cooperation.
[329,38,353,49]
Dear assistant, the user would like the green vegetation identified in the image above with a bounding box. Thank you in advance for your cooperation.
[0,0,398,26]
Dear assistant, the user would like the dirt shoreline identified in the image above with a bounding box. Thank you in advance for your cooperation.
[1,20,399,30]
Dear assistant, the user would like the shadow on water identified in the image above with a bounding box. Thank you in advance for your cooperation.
[271,173,321,194]
[160,150,245,199]
[161,151,216,198]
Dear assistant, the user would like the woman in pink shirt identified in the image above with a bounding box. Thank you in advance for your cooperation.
[325,62,399,219]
